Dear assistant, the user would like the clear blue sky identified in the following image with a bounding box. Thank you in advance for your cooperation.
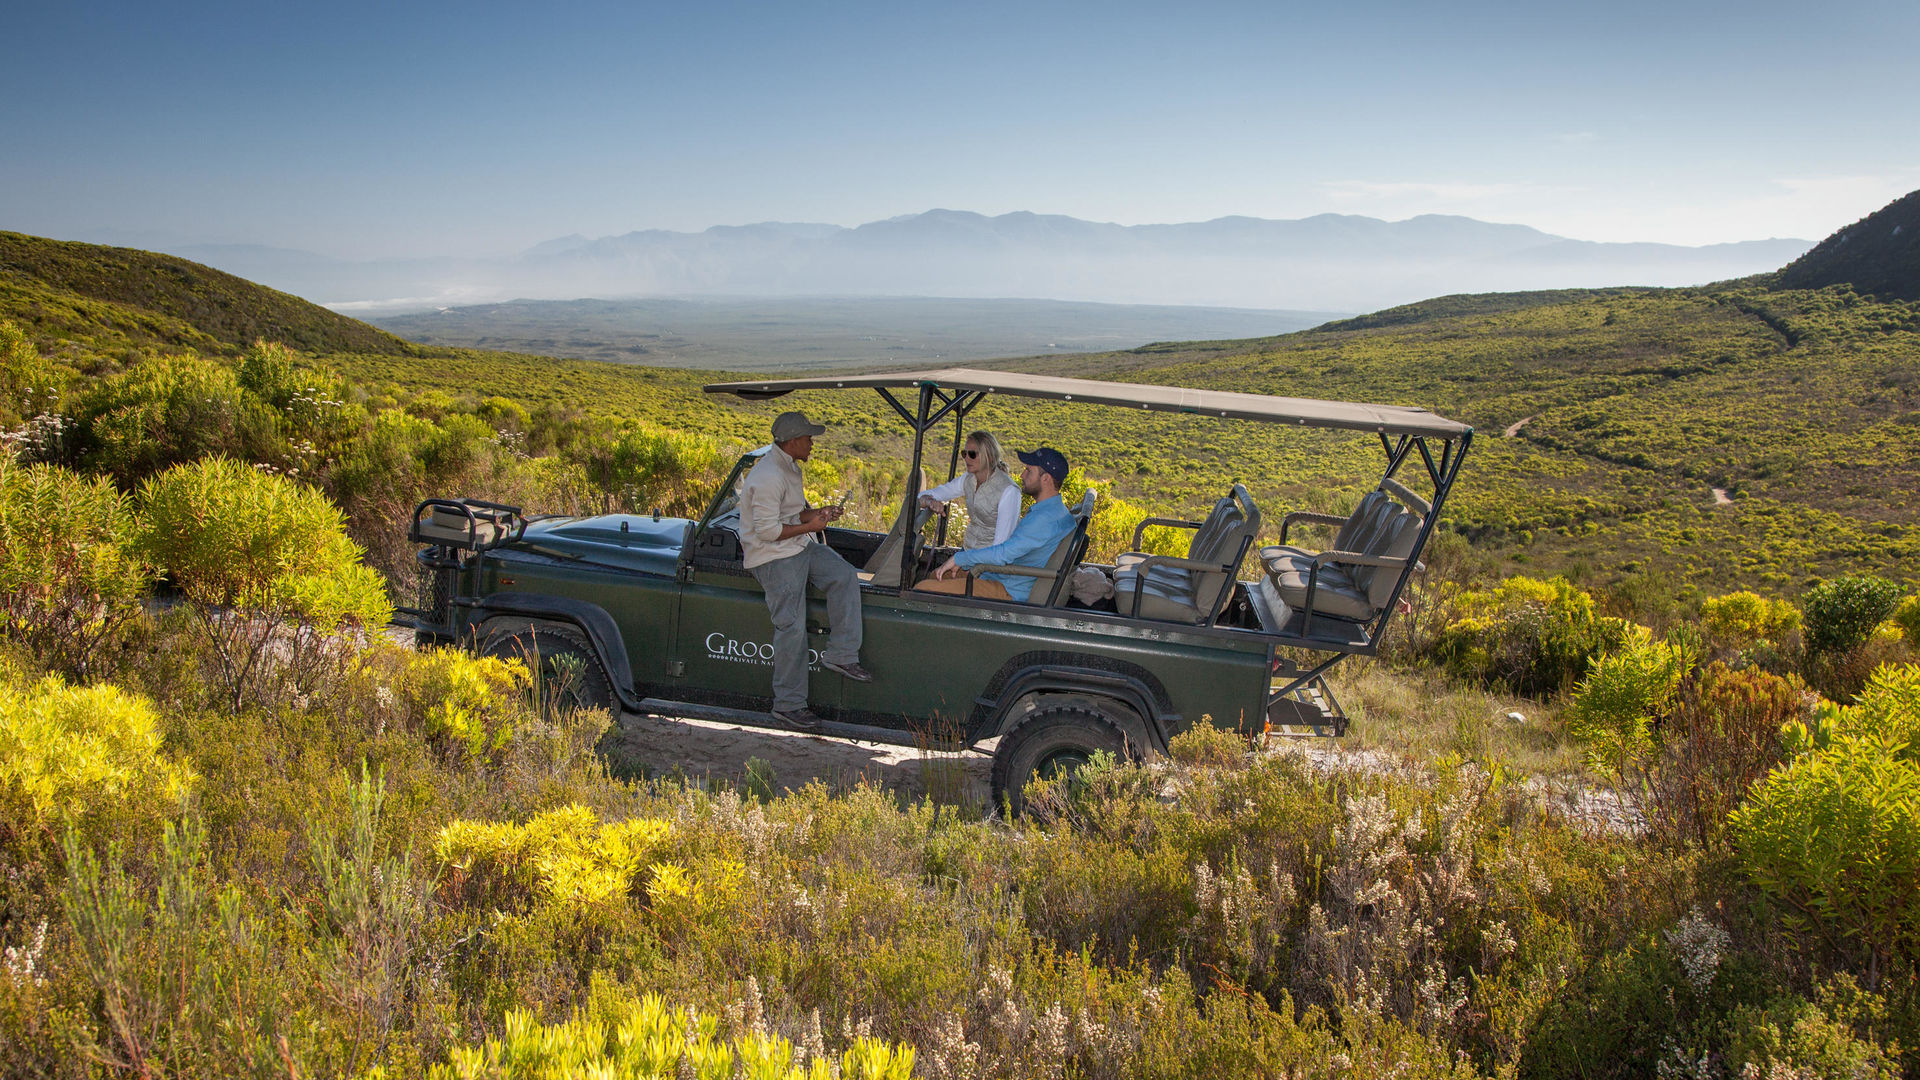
[3,0,1915,257]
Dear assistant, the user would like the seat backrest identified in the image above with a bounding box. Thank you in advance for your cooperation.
[1185,497,1235,558]
[1192,487,1261,619]
[1341,491,1400,555]
[1039,492,1098,605]
[1192,505,1244,564]
[1351,509,1422,608]
[1333,490,1391,551]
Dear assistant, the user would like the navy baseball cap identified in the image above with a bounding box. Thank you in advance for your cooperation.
[1017,446,1070,484]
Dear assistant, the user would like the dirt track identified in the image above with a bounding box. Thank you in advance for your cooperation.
[600,709,997,804]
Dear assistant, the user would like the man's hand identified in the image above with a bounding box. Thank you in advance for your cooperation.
[933,557,962,580]
[799,505,844,529]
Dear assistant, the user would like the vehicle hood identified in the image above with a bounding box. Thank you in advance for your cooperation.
[513,513,691,575]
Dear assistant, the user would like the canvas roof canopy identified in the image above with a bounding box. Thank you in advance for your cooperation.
[703,367,1472,439]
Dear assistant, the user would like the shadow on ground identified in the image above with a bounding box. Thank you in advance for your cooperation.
[599,710,996,807]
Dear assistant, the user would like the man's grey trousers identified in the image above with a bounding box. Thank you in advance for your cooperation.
[748,542,863,713]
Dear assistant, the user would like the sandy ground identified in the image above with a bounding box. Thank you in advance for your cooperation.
[600,708,998,805]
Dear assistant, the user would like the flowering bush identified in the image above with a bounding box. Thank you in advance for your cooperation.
[1428,575,1636,696]
[0,456,149,675]
[423,991,915,1080]
[1700,590,1801,648]
[401,649,530,757]
[0,664,195,838]
[1890,594,1920,645]
[434,804,673,909]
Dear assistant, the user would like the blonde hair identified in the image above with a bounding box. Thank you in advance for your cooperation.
[966,431,1008,476]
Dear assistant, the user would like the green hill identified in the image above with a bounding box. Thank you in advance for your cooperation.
[1776,189,1920,301]
[3,226,1917,597]
[0,231,416,356]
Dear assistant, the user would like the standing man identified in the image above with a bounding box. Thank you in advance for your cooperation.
[918,447,1076,602]
[739,411,873,731]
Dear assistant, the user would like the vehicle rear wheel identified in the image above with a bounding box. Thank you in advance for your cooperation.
[481,622,617,714]
[990,703,1131,815]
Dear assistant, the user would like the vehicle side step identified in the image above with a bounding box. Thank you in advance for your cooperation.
[1263,676,1347,738]
[631,698,929,750]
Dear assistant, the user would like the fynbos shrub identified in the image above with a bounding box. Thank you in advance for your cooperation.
[137,457,390,706]
[1731,663,1920,977]
[422,991,915,1080]
[1564,633,1691,781]
[1428,575,1634,697]
[0,456,149,676]
[433,805,673,910]
[0,665,195,843]
[402,649,531,757]
[1699,590,1801,648]
[1802,576,1901,657]
[70,356,286,486]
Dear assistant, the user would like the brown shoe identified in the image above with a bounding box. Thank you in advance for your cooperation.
[772,707,825,732]
[821,659,873,683]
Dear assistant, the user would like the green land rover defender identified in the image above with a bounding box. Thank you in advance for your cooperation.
[405,368,1472,808]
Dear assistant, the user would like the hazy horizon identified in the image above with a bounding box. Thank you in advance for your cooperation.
[4,0,1915,264]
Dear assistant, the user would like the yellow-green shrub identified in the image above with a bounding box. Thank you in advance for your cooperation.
[1731,664,1920,971]
[433,804,673,909]
[0,319,63,427]
[569,420,729,517]
[402,649,529,756]
[1564,633,1690,779]
[0,665,195,837]
[1891,594,1920,645]
[1059,469,1187,563]
[71,355,286,486]
[1428,575,1635,697]
[0,456,150,674]
[1700,590,1801,647]
[424,990,914,1080]
[136,456,389,627]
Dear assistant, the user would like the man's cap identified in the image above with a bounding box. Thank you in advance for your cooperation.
[1016,446,1070,484]
[771,411,826,442]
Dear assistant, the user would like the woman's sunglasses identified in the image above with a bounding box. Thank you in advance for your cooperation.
[963,449,980,459]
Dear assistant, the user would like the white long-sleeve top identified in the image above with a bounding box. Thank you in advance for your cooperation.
[738,444,816,569]
[924,471,1021,547]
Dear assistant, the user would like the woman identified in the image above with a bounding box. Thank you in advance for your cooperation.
[918,431,1020,549]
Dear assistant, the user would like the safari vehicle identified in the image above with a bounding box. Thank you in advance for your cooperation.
[406,368,1473,808]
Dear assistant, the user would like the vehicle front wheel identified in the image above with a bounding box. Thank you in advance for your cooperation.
[990,703,1132,815]
[481,622,617,714]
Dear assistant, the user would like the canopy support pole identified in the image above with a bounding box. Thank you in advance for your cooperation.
[898,384,936,589]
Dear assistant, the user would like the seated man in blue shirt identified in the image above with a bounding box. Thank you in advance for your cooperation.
[915,447,1075,602]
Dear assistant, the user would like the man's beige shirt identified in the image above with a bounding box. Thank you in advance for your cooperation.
[738,444,815,570]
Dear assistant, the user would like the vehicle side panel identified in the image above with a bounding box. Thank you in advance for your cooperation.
[472,552,678,688]
[844,591,1270,739]
[668,568,840,714]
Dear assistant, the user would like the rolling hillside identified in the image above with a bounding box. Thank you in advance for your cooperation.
[0,231,416,356]
[3,227,1917,596]
[1776,189,1920,301]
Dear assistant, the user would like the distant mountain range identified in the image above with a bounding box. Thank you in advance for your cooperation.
[145,210,1812,315]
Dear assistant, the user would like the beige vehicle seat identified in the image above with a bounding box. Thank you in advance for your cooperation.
[1259,479,1428,624]
[1114,487,1259,624]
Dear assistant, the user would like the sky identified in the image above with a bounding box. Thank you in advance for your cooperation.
[3,0,1917,259]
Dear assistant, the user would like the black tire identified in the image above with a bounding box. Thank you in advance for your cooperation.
[990,703,1131,815]
[481,622,617,713]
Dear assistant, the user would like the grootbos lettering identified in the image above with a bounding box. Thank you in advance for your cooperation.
[704,631,820,668]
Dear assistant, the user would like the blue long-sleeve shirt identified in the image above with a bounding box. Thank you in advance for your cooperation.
[952,494,1076,602]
